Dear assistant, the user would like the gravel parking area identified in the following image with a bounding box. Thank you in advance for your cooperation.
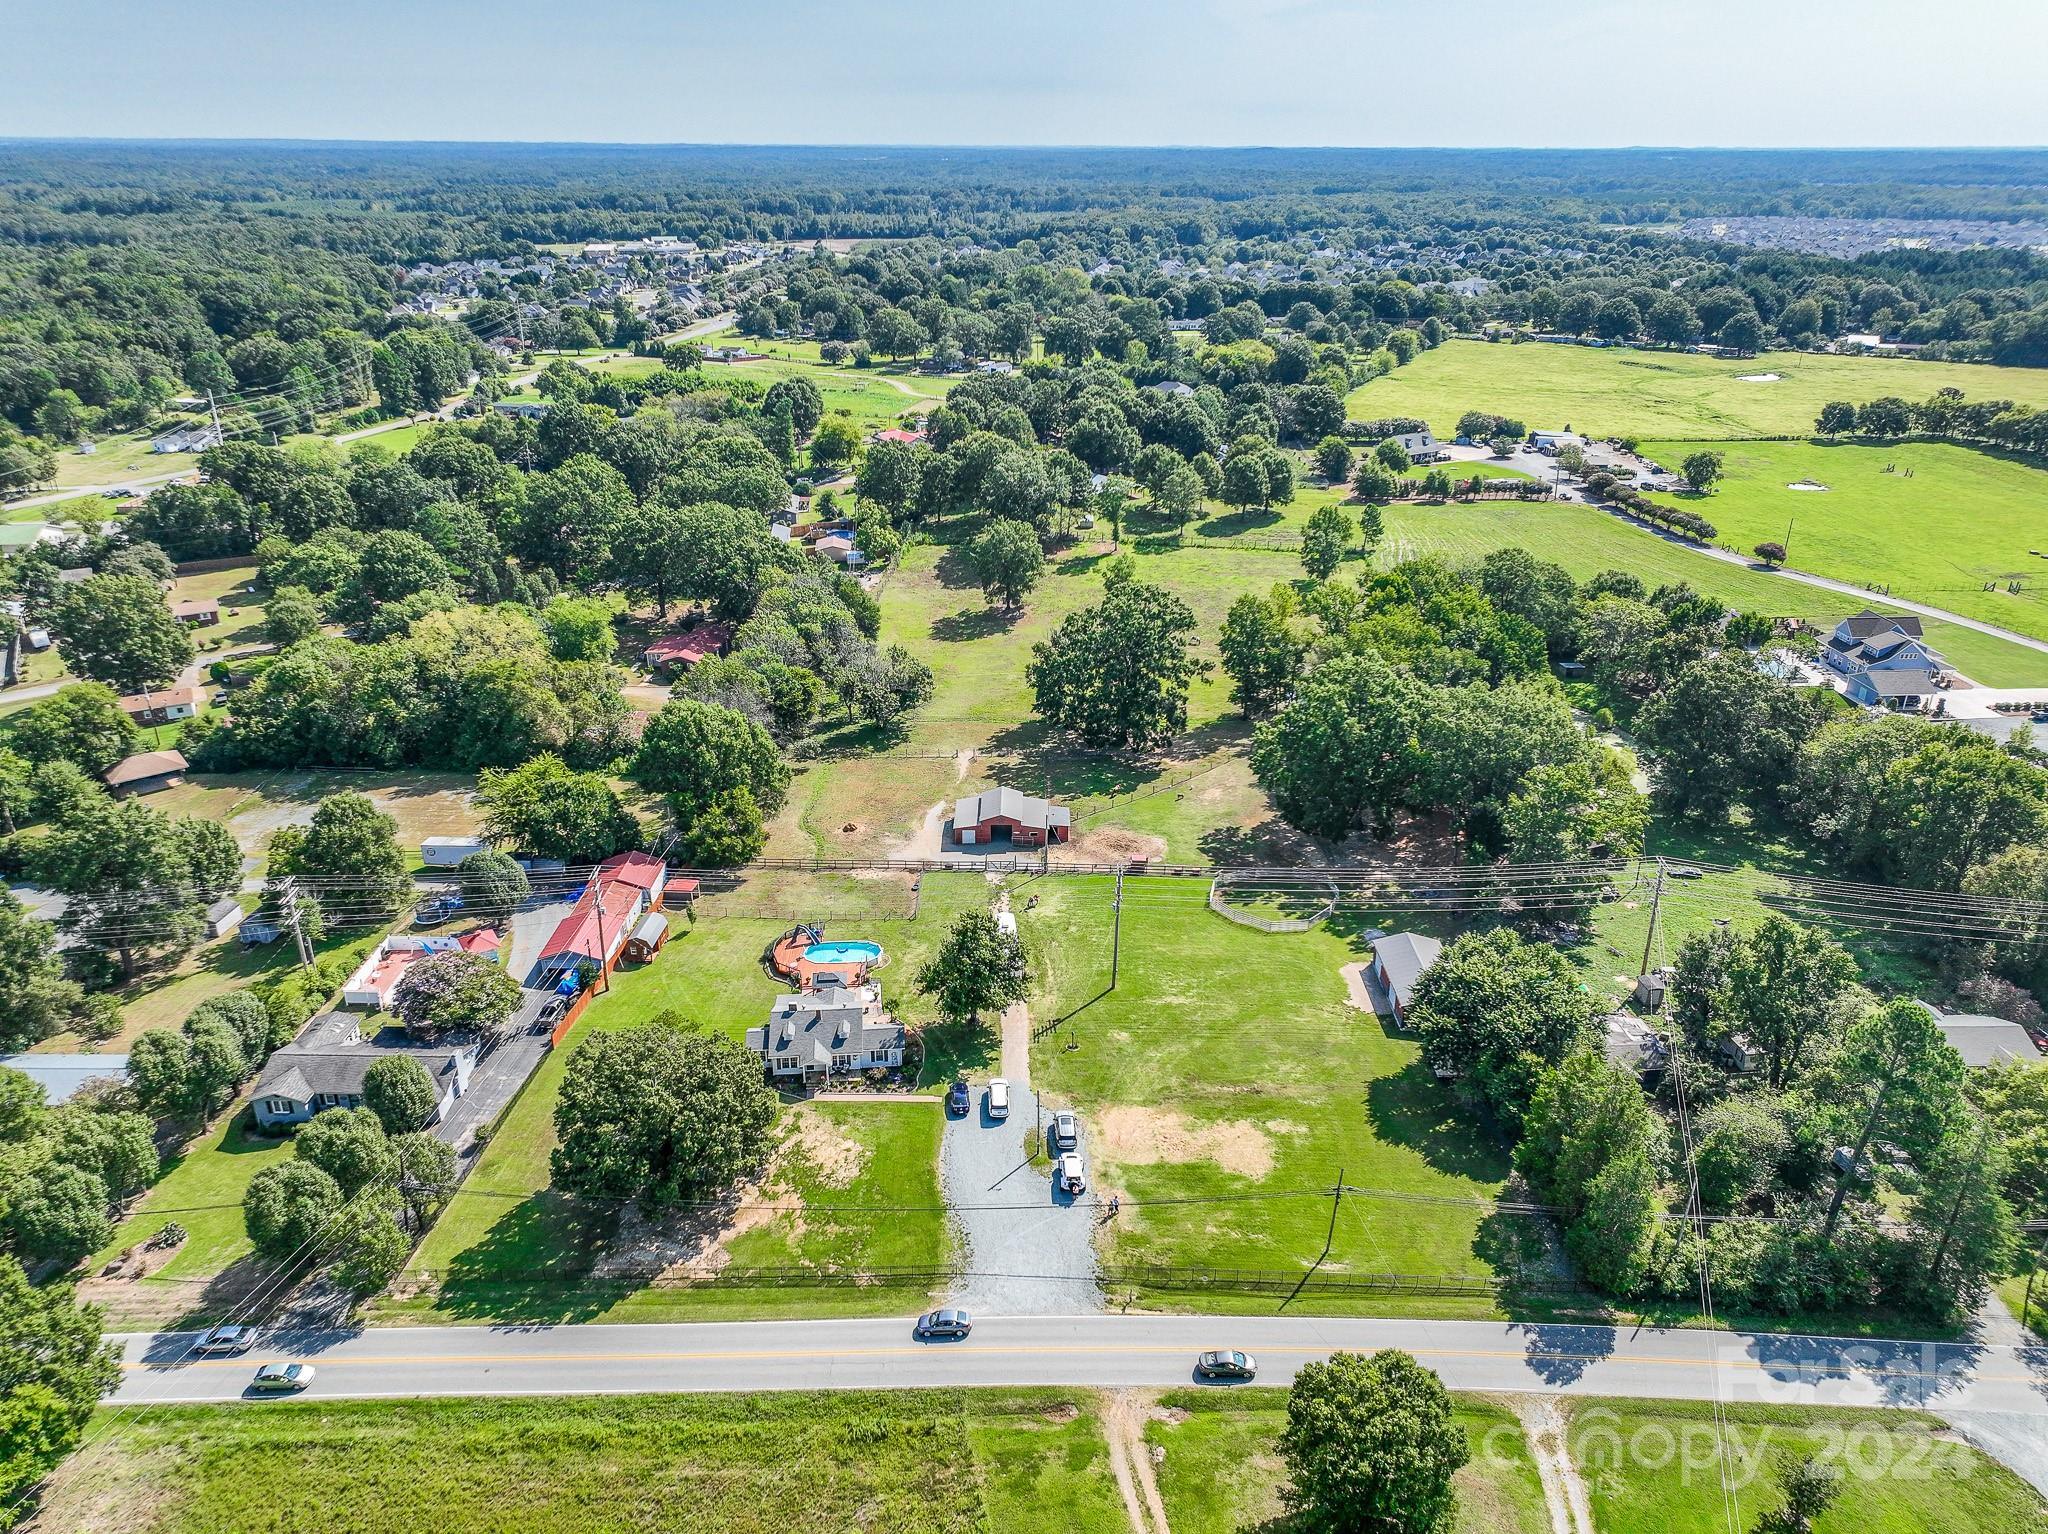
[939,1081,1101,1315]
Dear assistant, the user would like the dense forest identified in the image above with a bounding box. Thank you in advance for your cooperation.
[6,143,2048,483]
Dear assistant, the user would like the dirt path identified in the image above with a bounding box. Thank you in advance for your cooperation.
[999,1001,1031,1087]
[1103,1389,1172,1534]
[1516,1397,1594,1534]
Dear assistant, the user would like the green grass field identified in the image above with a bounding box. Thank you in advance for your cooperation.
[45,1390,1131,1534]
[1347,338,2048,440]
[1149,1389,1550,1534]
[1021,875,1516,1301]
[1637,437,2048,644]
[1564,1399,2046,1534]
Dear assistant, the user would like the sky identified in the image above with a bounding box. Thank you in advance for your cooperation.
[6,0,2047,148]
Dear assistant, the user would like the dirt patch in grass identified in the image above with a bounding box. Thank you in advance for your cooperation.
[24,1435,190,1534]
[1042,1402,1082,1424]
[1093,1105,1281,1179]
[788,1106,869,1188]
[1067,826,1169,863]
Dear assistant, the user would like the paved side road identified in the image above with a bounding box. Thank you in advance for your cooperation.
[109,1314,2048,1415]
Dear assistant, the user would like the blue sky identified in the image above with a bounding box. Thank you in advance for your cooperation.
[6,0,2046,146]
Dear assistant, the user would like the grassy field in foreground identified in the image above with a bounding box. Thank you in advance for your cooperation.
[1151,1389,1549,1534]
[41,1390,1130,1534]
[1566,1399,2046,1534]
[1638,436,2048,643]
[1347,337,2048,441]
[1150,1391,2045,1534]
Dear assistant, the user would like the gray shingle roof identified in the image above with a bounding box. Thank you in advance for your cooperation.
[1374,932,1443,1010]
[253,1012,465,1104]
[954,786,1069,832]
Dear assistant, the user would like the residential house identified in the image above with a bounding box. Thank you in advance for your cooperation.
[169,597,220,627]
[873,427,927,446]
[812,534,862,567]
[0,1054,128,1105]
[1148,380,1197,398]
[1821,612,1946,709]
[117,686,204,726]
[951,786,1071,848]
[642,620,734,675]
[1389,430,1448,464]
[104,749,187,796]
[492,401,551,420]
[151,423,223,455]
[1370,932,1443,1027]
[252,1012,477,1130]
[746,984,906,1085]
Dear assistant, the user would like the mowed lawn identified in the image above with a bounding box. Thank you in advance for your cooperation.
[1564,1399,2046,1534]
[384,877,1001,1324]
[44,1389,1130,1534]
[1347,337,2048,440]
[80,1106,292,1328]
[1638,436,2048,643]
[1149,1389,1549,1534]
[1022,876,1516,1304]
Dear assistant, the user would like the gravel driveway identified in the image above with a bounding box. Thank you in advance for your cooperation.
[939,1081,1101,1315]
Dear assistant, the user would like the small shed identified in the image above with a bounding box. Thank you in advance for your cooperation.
[421,835,489,868]
[625,910,670,963]
[206,897,246,939]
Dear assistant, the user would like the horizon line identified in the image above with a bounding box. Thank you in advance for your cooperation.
[3,136,2048,154]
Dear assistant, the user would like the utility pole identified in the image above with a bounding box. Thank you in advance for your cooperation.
[590,866,612,994]
[1110,867,1124,990]
[1323,1169,1344,1265]
[279,877,314,969]
[1637,856,1667,981]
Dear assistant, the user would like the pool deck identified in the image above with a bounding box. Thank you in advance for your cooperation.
[766,928,879,990]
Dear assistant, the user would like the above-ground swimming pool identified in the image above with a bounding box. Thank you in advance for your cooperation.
[803,940,884,967]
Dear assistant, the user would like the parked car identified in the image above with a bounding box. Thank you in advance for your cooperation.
[914,1308,972,1340]
[1050,1111,1079,1151]
[193,1324,253,1355]
[1667,866,1703,880]
[986,1078,1010,1120]
[1056,1152,1087,1194]
[1195,1349,1258,1381]
[249,1362,315,1393]
[947,1078,971,1116]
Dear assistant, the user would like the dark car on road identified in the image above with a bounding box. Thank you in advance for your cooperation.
[1195,1349,1258,1381]
[946,1078,971,1115]
[914,1308,972,1340]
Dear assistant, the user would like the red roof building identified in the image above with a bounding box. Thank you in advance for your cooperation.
[874,427,926,445]
[642,622,733,673]
[539,879,645,975]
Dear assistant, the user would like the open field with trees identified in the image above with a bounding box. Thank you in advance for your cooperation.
[1638,435,2048,642]
[1348,339,2048,440]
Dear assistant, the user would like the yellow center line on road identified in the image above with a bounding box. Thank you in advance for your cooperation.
[121,1343,2038,1385]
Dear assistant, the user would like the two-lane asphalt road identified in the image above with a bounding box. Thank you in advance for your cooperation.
[112,1314,2048,1415]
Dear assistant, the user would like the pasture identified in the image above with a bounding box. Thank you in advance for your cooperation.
[1637,436,2048,644]
[1347,338,2048,440]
